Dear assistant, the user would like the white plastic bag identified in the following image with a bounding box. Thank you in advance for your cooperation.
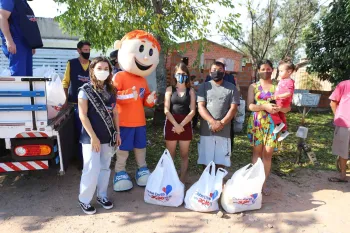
[235,99,246,124]
[184,162,227,212]
[221,158,265,213]
[144,149,184,207]
[46,73,66,119]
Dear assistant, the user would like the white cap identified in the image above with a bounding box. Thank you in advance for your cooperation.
[216,57,226,65]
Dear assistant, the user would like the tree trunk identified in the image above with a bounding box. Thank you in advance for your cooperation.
[153,38,167,125]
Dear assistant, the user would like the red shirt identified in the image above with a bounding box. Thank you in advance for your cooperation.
[275,78,295,107]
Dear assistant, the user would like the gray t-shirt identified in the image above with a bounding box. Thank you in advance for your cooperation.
[197,80,240,138]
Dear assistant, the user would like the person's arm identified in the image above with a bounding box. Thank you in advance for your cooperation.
[0,8,16,54]
[180,88,196,126]
[277,106,291,113]
[62,61,71,102]
[112,103,121,146]
[275,92,292,99]
[220,104,238,126]
[143,83,156,108]
[78,96,100,152]
[221,86,240,125]
[113,73,138,104]
[198,101,215,125]
[164,87,184,134]
[329,83,342,115]
[330,100,339,115]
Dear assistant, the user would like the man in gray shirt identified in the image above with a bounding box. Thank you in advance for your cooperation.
[197,61,240,169]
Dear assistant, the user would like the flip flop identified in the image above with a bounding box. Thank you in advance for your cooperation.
[328,177,348,183]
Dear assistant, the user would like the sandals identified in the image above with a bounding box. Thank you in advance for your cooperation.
[328,177,348,183]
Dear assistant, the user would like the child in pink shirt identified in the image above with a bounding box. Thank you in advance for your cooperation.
[271,61,295,141]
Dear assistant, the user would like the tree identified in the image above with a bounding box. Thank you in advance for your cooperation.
[305,0,350,84]
[53,0,239,95]
[222,0,318,65]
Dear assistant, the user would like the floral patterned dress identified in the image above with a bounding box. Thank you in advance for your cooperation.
[247,81,279,149]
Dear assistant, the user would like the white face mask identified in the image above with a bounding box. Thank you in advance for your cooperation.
[94,70,110,81]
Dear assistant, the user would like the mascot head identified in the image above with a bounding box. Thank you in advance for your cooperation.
[114,30,161,77]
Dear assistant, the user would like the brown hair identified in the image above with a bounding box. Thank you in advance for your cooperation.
[279,58,296,72]
[173,62,191,88]
[89,57,116,95]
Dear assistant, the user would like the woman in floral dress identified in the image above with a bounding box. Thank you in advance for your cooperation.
[247,60,291,196]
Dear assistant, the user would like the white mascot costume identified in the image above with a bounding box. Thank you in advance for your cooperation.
[113,30,159,191]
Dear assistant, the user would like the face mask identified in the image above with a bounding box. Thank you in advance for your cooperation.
[110,60,116,66]
[211,71,224,82]
[258,71,272,80]
[94,70,110,81]
[175,73,188,84]
[81,52,90,60]
[194,81,199,86]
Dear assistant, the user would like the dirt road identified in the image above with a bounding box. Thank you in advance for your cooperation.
[1,168,349,233]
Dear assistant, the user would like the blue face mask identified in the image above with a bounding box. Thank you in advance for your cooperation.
[175,73,188,84]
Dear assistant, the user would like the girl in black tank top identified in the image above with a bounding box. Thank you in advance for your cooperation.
[164,62,196,183]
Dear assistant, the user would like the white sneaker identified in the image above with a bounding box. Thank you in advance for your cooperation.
[273,123,285,134]
[278,131,290,141]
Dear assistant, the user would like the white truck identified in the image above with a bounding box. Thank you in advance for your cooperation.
[0,76,76,175]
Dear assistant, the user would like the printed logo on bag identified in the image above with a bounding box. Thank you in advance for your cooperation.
[53,104,63,111]
[233,193,259,205]
[139,88,145,98]
[147,185,172,202]
[193,190,219,207]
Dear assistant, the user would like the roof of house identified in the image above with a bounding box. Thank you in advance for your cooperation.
[178,38,245,56]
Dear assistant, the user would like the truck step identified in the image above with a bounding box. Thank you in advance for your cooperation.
[0,91,45,97]
[0,105,47,111]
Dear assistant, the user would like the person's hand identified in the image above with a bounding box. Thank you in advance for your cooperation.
[146,91,157,104]
[210,120,223,132]
[132,86,138,100]
[264,103,278,114]
[91,136,101,152]
[6,40,16,54]
[62,101,68,109]
[116,134,121,147]
[32,49,36,55]
[172,123,185,134]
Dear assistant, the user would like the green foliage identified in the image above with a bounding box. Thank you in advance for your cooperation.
[222,0,318,64]
[304,0,350,84]
[53,0,240,93]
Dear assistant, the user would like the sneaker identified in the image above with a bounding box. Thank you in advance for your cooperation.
[278,131,290,142]
[135,167,150,186]
[113,171,133,191]
[97,197,114,210]
[79,201,96,215]
[273,123,285,134]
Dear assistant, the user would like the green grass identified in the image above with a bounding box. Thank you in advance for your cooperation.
[126,111,335,176]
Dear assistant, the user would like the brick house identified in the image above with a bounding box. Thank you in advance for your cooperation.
[165,39,244,84]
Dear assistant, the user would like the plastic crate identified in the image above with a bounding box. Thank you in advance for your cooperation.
[292,93,321,107]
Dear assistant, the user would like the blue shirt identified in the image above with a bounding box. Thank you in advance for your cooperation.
[0,0,25,42]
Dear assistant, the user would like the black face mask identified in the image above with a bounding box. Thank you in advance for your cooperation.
[211,71,224,82]
[81,52,90,60]
[110,60,116,66]
[258,71,272,80]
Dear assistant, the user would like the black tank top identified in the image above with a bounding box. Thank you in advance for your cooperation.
[170,87,191,115]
